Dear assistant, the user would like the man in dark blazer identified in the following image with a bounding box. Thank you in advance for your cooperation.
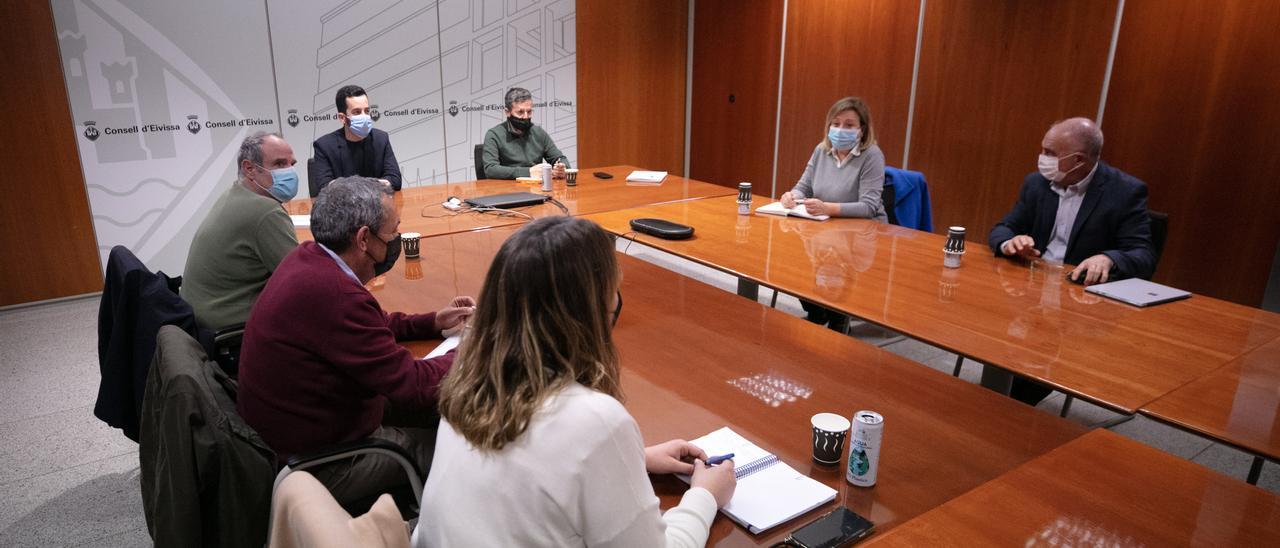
[988,117,1156,405]
[312,84,402,192]
[990,117,1155,283]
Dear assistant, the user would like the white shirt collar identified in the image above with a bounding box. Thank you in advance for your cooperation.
[826,146,861,167]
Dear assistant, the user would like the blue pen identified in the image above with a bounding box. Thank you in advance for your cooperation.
[706,453,734,465]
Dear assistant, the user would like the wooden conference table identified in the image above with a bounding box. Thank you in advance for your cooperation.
[582,195,1280,415]
[1143,337,1280,467]
[287,164,733,239]
[378,226,1085,545]
[868,429,1280,546]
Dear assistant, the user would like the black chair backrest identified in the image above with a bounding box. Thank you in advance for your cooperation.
[882,175,899,226]
[1149,210,1169,261]
[473,144,486,179]
[307,157,323,198]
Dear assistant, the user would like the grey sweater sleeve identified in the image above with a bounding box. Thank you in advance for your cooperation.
[790,147,821,199]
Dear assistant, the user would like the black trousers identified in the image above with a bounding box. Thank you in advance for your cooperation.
[800,300,849,332]
[1010,377,1054,406]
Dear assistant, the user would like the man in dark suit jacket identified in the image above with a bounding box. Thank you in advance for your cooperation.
[312,84,402,192]
[989,117,1156,405]
[990,117,1155,283]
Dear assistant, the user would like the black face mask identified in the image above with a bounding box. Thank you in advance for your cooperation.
[369,232,402,276]
[508,115,533,133]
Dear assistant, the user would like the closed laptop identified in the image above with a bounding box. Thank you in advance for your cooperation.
[464,192,547,209]
[1084,278,1191,307]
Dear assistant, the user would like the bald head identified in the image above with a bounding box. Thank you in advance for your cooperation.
[1046,117,1104,161]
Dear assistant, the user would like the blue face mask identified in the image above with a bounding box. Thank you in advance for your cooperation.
[255,164,299,202]
[347,114,373,139]
[828,126,860,150]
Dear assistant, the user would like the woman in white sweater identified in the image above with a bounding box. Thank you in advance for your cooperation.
[411,216,736,547]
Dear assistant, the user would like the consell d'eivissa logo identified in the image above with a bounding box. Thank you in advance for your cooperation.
[79,114,279,140]
[83,121,100,141]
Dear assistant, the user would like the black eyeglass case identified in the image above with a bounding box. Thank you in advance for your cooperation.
[629,218,694,240]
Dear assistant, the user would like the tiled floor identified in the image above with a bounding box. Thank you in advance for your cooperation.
[0,245,1274,546]
[0,298,150,547]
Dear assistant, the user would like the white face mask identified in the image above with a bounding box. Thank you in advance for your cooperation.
[1037,153,1082,183]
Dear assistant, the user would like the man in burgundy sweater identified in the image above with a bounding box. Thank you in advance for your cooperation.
[238,176,474,502]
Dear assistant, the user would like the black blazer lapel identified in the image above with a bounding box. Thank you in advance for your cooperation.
[1033,180,1060,253]
[333,132,347,176]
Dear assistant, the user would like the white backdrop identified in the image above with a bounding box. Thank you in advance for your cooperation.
[53,0,577,274]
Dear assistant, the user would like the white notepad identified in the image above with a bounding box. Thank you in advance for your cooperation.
[422,335,461,359]
[625,170,668,184]
[680,427,836,534]
[289,214,311,228]
[755,201,830,221]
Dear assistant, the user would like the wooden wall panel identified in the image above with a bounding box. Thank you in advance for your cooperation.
[577,0,688,174]
[0,1,101,306]
[908,0,1116,236]
[688,0,784,191]
[775,0,920,199]
[1103,0,1280,305]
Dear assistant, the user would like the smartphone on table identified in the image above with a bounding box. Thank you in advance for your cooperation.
[785,507,874,548]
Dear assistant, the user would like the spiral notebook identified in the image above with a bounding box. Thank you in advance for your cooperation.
[679,427,836,534]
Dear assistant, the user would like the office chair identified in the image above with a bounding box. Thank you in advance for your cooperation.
[269,471,410,547]
[473,144,486,179]
[211,323,245,378]
[882,177,898,226]
[96,245,209,442]
[1149,210,1169,266]
[307,158,324,197]
[140,326,424,546]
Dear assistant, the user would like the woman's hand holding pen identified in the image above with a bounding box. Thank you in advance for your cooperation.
[644,439,706,475]
[781,191,798,208]
[645,439,737,508]
[691,458,737,508]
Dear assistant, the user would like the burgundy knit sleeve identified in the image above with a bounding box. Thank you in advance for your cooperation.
[384,310,442,342]
[323,290,452,410]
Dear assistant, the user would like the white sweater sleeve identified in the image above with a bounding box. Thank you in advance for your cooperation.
[577,415,718,548]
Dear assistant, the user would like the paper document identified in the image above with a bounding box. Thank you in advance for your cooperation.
[625,170,668,184]
[290,214,311,228]
[755,201,829,221]
[423,335,462,359]
[679,427,836,534]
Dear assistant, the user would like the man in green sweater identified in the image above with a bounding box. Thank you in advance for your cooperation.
[181,131,300,331]
[481,87,570,179]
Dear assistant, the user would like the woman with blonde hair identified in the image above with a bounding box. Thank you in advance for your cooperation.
[412,216,736,547]
[781,96,887,330]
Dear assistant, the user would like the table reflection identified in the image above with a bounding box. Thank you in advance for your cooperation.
[780,219,879,301]
[1028,516,1143,548]
[726,370,814,408]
